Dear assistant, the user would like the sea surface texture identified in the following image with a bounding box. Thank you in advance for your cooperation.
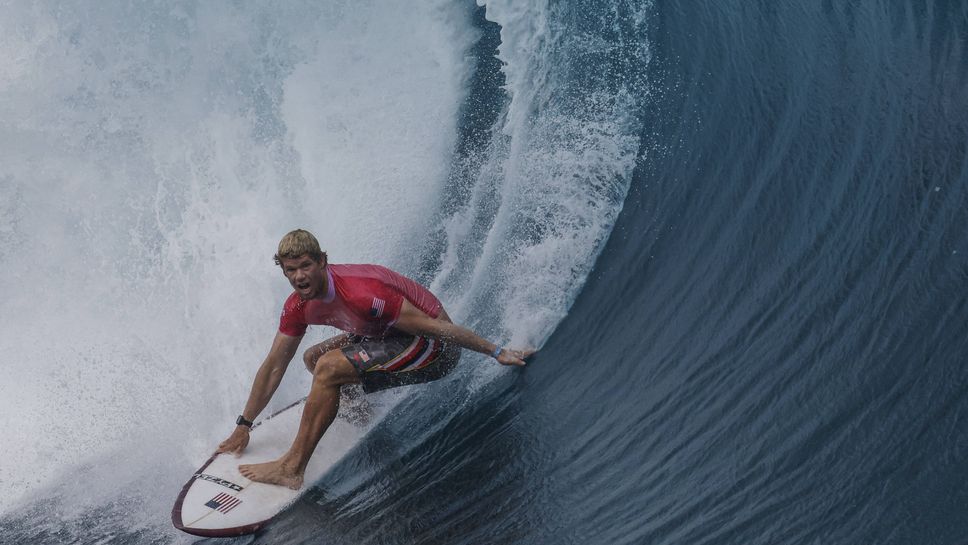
[1,1,966,544]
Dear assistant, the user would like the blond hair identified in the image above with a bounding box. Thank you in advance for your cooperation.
[274,229,326,266]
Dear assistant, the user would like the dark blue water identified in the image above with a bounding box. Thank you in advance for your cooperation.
[3,1,967,544]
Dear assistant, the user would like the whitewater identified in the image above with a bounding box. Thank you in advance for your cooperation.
[0,0,646,542]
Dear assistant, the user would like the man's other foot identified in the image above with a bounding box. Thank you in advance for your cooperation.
[239,459,304,490]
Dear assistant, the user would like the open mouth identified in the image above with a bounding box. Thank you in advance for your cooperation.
[296,281,311,291]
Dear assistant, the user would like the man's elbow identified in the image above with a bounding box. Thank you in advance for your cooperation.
[261,353,290,375]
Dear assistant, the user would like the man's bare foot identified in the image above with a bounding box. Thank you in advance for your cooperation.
[238,459,304,490]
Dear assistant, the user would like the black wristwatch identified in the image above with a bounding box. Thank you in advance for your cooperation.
[236,415,254,428]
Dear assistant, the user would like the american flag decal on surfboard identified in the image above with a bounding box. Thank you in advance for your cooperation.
[205,492,242,514]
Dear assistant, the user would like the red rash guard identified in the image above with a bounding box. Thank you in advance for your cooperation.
[278,264,442,338]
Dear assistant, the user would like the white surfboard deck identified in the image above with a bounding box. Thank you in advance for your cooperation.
[172,397,362,537]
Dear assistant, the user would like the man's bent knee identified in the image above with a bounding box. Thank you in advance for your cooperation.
[303,347,319,373]
[312,350,360,388]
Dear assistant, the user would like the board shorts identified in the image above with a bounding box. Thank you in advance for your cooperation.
[341,333,461,393]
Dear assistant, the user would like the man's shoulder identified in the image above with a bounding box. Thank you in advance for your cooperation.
[329,263,400,286]
[330,263,394,277]
[281,291,306,313]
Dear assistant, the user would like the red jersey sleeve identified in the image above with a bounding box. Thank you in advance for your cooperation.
[373,266,441,324]
[278,292,308,337]
[381,289,405,326]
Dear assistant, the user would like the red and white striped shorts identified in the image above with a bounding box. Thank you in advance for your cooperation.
[341,334,461,393]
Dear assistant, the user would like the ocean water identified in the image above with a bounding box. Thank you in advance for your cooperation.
[1,1,966,544]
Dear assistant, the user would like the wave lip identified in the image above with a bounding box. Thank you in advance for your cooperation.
[433,0,653,347]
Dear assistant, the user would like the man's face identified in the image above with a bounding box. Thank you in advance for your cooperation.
[280,254,326,300]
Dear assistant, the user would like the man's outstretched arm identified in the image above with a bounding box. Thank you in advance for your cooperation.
[216,331,302,455]
[393,300,534,366]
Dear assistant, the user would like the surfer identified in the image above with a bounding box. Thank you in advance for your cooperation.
[216,229,533,489]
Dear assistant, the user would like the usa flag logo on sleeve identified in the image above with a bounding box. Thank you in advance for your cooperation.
[205,492,242,514]
[370,297,385,318]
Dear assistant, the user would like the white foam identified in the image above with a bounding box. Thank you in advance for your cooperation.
[281,1,478,263]
[0,0,654,533]
[0,0,477,519]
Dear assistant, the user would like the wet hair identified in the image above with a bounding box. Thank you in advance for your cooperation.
[274,229,327,266]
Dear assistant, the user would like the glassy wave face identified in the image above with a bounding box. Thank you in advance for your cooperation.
[2,1,967,545]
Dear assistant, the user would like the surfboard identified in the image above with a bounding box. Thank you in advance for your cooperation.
[171,396,365,537]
